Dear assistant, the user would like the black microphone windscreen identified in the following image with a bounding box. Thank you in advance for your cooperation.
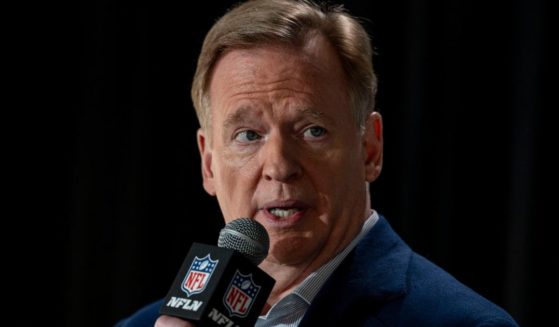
[217,218,269,265]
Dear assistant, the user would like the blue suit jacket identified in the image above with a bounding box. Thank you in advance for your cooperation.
[116,216,519,326]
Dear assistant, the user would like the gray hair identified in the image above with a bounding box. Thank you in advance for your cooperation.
[191,0,377,130]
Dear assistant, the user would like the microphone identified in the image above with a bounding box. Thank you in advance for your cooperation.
[159,218,275,327]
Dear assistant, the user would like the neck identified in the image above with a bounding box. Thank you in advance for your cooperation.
[259,242,353,315]
[258,209,372,313]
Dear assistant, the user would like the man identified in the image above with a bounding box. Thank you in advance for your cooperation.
[117,0,519,326]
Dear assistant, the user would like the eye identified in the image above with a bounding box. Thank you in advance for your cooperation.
[234,130,262,143]
[303,126,327,139]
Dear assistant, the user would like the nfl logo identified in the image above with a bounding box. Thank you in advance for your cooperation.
[223,270,261,317]
[181,254,219,297]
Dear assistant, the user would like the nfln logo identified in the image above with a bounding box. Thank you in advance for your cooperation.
[181,254,218,297]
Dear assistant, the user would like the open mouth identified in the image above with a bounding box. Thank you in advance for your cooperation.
[261,199,308,225]
[268,208,301,218]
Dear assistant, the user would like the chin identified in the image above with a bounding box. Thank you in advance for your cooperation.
[266,235,316,266]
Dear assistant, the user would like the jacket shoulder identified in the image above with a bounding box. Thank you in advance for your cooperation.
[383,253,519,326]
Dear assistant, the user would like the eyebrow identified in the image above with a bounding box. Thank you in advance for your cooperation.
[223,106,333,129]
[299,107,324,119]
[298,107,334,125]
[223,106,255,129]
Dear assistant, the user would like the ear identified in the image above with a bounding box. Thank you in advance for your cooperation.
[362,112,383,182]
[197,128,216,195]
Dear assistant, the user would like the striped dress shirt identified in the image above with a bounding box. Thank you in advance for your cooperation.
[255,211,379,327]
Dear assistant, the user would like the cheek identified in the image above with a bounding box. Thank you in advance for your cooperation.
[315,146,364,199]
[215,146,254,182]
[213,152,261,216]
[217,153,261,189]
[317,145,360,178]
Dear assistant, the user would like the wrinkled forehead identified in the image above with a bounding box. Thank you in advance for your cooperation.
[209,36,347,102]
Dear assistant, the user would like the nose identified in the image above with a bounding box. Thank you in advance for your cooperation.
[262,134,302,183]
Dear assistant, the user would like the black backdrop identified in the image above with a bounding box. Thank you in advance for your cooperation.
[54,0,555,326]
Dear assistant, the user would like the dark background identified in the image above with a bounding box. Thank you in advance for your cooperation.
[48,0,555,325]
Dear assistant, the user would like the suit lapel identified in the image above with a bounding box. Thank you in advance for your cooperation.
[299,216,411,326]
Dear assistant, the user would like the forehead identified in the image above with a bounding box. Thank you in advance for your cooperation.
[208,35,348,108]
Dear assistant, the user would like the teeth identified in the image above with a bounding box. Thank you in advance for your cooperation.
[269,208,299,218]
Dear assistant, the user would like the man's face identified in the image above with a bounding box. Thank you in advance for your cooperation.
[197,35,382,269]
